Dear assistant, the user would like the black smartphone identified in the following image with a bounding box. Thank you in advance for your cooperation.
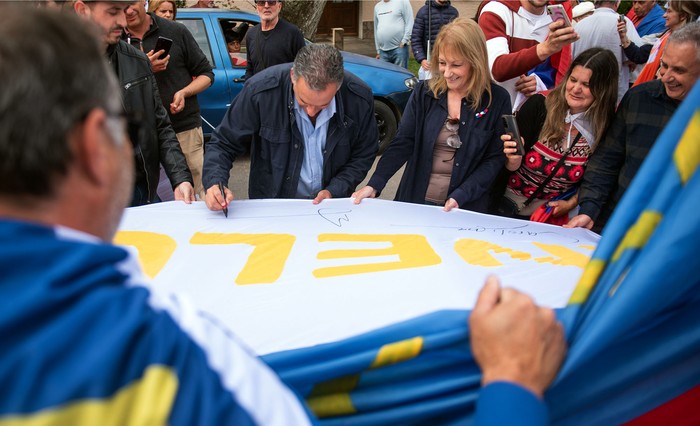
[502,115,525,156]
[154,36,173,59]
[619,14,625,23]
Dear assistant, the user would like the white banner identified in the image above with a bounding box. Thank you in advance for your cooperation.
[116,199,599,355]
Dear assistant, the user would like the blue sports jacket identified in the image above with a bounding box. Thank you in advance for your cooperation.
[0,219,313,425]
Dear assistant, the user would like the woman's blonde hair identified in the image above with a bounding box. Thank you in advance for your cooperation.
[148,0,177,19]
[668,0,700,27]
[428,17,492,110]
[539,48,618,148]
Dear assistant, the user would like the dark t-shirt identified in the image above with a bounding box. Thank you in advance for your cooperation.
[140,13,214,133]
[244,18,305,79]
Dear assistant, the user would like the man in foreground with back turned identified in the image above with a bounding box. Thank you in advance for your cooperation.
[0,9,566,423]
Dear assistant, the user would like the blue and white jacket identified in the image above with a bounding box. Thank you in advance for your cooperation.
[0,219,313,425]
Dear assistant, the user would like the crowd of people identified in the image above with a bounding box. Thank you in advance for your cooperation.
[368,0,699,234]
[1,0,699,424]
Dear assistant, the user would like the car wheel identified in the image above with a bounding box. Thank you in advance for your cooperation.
[374,100,397,155]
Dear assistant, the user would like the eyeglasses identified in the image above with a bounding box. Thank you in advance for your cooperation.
[78,108,143,152]
[444,117,462,149]
[107,111,144,152]
[255,0,278,6]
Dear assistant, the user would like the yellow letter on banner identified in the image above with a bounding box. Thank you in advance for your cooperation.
[313,234,441,278]
[114,231,176,279]
[190,233,295,285]
[454,239,591,268]
[532,242,591,268]
[454,239,532,267]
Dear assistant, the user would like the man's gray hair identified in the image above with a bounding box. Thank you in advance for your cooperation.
[291,44,344,91]
[668,22,700,62]
[0,5,121,198]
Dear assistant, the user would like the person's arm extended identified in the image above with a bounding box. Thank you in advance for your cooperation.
[480,11,576,82]
[202,85,257,196]
[152,74,193,195]
[622,42,653,64]
[170,75,212,115]
[323,90,378,199]
[479,12,539,81]
[470,276,567,426]
[169,26,215,115]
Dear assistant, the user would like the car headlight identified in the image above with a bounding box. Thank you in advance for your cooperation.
[404,76,418,90]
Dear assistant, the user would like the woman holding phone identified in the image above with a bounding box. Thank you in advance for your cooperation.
[618,0,700,86]
[498,48,618,222]
[353,18,511,212]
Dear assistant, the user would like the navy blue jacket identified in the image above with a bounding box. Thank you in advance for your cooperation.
[410,0,459,64]
[203,63,378,199]
[368,81,510,212]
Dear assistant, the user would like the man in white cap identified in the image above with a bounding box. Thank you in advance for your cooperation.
[572,1,594,24]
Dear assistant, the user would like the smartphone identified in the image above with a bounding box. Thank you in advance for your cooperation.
[502,115,525,156]
[618,14,625,23]
[546,4,572,27]
[154,36,173,59]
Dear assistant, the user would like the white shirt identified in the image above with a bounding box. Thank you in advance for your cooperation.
[573,7,642,103]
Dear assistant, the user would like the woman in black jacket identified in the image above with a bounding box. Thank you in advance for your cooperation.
[353,18,511,213]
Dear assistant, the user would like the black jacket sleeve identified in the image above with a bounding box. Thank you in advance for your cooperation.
[411,7,428,63]
[623,42,653,65]
[202,83,257,192]
[516,93,547,151]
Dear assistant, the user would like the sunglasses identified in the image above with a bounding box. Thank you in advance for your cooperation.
[444,117,462,149]
[255,0,278,6]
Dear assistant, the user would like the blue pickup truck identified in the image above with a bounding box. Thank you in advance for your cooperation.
[176,9,417,153]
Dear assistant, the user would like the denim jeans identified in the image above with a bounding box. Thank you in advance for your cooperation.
[379,45,409,69]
